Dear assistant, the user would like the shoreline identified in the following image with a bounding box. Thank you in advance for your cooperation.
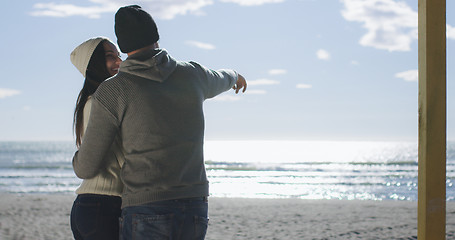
[0,193,454,239]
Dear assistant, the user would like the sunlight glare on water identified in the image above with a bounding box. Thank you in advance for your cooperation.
[204,140,422,200]
[204,140,417,164]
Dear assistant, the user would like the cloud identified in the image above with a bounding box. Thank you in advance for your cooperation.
[268,69,287,75]
[448,24,455,40]
[351,60,359,65]
[212,94,241,101]
[30,0,214,20]
[185,41,216,50]
[395,69,418,82]
[30,2,117,19]
[247,89,267,94]
[30,0,286,20]
[316,49,330,60]
[296,84,312,89]
[220,0,285,6]
[341,0,418,51]
[212,89,266,101]
[0,88,21,99]
[248,79,280,86]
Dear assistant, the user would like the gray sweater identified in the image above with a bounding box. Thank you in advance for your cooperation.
[72,48,238,208]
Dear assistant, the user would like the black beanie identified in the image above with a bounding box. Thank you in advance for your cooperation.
[114,5,159,53]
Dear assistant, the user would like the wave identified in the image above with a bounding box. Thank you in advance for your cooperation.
[0,165,72,170]
[204,160,420,172]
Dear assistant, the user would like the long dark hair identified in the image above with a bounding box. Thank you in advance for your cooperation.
[73,41,111,147]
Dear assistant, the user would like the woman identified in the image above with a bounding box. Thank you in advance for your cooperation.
[69,37,123,240]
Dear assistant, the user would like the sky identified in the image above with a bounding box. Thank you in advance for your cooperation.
[0,0,454,142]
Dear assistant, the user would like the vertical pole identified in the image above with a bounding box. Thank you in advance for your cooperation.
[418,0,446,239]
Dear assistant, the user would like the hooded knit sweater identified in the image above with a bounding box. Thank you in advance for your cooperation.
[72,48,238,208]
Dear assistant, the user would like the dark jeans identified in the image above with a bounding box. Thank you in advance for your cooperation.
[120,197,209,240]
[70,194,122,240]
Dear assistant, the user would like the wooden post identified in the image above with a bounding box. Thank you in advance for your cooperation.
[418,0,446,239]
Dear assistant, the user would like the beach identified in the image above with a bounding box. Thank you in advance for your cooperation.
[1,194,454,240]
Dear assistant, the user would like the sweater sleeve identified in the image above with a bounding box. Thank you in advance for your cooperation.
[72,98,119,179]
[190,61,238,99]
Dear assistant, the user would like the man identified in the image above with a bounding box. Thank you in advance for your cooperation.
[72,5,247,240]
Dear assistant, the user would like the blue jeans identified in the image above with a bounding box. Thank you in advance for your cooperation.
[70,194,122,240]
[120,197,209,240]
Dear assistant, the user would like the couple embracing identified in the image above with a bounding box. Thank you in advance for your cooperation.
[69,5,247,240]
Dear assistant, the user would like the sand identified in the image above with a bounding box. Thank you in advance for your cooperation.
[0,194,454,240]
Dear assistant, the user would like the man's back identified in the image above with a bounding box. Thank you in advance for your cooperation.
[75,48,238,208]
[73,5,246,239]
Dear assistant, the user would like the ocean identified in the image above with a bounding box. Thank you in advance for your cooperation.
[0,140,454,201]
